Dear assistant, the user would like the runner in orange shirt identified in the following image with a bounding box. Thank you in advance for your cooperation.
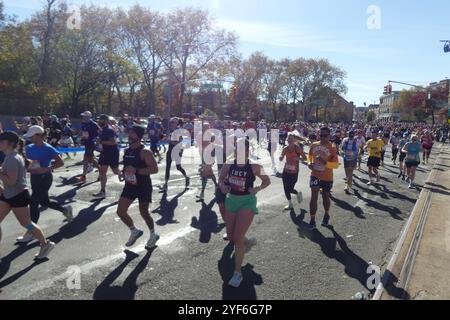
[307,127,339,230]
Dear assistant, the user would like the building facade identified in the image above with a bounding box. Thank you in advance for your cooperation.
[378,92,400,122]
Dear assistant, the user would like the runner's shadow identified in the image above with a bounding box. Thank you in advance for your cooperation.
[296,222,377,294]
[373,184,417,204]
[330,195,366,219]
[152,189,187,226]
[93,249,154,300]
[218,243,263,300]
[381,270,411,300]
[191,199,225,244]
[353,180,390,200]
[48,200,118,243]
[425,182,450,191]
[0,242,41,284]
[353,190,404,221]
[0,259,48,289]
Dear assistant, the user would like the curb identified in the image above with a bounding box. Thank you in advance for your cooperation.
[372,143,444,300]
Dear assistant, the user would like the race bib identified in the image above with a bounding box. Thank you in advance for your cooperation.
[345,151,355,159]
[30,160,41,169]
[313,163,326,172]
[285,163,297,172]
[125,173,137,185]
[229,176,246,192]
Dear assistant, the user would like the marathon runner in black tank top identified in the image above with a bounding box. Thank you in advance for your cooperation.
[218,138,271,288]
[117,125,160,250]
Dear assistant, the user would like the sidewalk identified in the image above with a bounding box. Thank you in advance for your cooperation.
[405,144,450,299]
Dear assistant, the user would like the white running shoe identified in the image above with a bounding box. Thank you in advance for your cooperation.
[35,242,55,260]
[296,192,303,204]
[366,181,373,186]
[63,205,74,222]
[228,272,243,288]
[145,233,160,249]
[125,229,144,247]
[284,203,294,211]
[16,232,34,243]
[245,237,257,253]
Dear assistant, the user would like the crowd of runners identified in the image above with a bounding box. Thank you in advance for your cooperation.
[0,111,448,288]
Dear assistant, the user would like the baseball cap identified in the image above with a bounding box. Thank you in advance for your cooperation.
[80,111,92,118]
[24,125,45,138]
[99,114,109,121]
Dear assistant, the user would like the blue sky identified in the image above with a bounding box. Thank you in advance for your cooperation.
[3,0,450,106]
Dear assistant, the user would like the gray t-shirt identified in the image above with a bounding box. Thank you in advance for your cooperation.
[1,152,28,199]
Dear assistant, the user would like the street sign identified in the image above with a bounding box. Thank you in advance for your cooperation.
[201,83,223,89]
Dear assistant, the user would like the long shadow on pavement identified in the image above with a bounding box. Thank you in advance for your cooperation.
[352,179,390,200]
[353,189,404,221]
[330,195,366,219]
[293,219,377,294]
[191,199,225,244]
[93,249,155,300]
[218,242,263,300]
[373,184,417,204]
[0,259,48,289]
[152,189,187,226]
[48,200,118,243]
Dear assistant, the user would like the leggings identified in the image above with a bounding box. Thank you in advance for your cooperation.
[282,172,299,201]
[165,143,187,181]
[392,148,399,161]
[30,173,66,223]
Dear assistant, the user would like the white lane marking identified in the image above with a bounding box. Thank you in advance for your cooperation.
[11,192,285,299]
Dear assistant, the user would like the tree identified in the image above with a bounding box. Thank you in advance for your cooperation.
[165,8,237,115]
[366,110,376,122]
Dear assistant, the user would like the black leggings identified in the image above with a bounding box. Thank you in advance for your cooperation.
[392,148,399,161]
[30,173,66,223]
[165,143,187,181]
[282,172,299,201]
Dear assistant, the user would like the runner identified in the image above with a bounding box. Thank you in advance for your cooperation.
[341,130,361,193]
[402,134,423,189]
[162,118,189,191]
[421,130,434,165]
[147,115,163,162]
[356,129,366,170]
[364,131,385,186]
[307,127,339,230]
[116,125,160,249]
[93,115,120,199]
[0,131,55,259]
[398,133,409,180]
[79,111,100,183]
[390,133,400,166]
[218,138,271,288]
[15,126,73,243]
[279,132,307,210]
[380,132,390,167]
[197,122,217,201]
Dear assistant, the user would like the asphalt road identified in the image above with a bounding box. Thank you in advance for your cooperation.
[0,142,440,300]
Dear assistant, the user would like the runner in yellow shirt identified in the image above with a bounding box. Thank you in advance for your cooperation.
[364,131,385,185]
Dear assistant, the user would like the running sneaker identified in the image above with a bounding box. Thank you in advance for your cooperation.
[296,192,303,204]
[77,175,86,183]
[245,238,257,253]
[63,205,74,222]
[145,233,160,249]
[125,229,144,247]
[366,180,373,186]
[35,242,55,260]
[93,191,106,199]
[228,272,243,288]
[309,220,317,231]
[222,233,229,241]
[321,215,331,227]
[16,232,34,243]
[284,203,294,211]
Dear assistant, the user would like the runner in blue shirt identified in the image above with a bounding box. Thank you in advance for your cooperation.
[147,115,163,162]
[93,115,120,199]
